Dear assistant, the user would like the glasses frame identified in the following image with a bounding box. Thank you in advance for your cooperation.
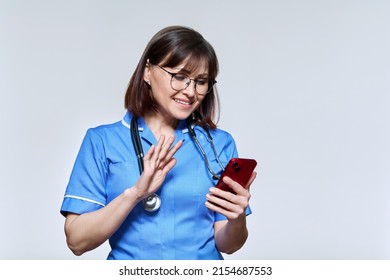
[155,64,217,95]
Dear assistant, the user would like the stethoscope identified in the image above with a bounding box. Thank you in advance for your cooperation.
[130,115,225,212]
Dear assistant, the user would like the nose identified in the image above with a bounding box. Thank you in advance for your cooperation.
[182,79,196,97]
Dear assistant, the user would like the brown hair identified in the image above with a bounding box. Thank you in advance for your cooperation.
[124,26,220,129]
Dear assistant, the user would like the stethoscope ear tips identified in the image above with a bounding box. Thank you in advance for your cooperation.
[143,193,161,212]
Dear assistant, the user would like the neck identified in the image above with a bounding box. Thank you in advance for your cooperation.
[144,112,178,139]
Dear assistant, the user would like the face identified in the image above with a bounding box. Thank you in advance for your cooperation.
[144,60,209,122]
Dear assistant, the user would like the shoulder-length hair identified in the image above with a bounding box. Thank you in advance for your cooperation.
[124,26,220,129]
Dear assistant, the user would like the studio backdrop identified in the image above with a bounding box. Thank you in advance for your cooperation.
[1,0,389,260]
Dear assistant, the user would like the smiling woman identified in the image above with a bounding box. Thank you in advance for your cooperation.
[126,26,220,129]
[59,25,257,260]
[142,62,211,124]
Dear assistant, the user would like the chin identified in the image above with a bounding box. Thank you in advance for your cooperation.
[173,112,192,121]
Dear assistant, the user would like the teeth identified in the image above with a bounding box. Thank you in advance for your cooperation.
[174,98,190,105]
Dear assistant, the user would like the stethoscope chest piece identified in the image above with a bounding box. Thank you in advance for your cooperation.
[142,193,161,212]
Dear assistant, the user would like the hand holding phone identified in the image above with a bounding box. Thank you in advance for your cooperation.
[215,158,257,194]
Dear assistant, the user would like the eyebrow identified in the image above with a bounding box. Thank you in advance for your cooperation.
[172,67,209,78]
[172,67,191,74]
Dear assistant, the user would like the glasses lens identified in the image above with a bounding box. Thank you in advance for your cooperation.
[171,74,214,95]
[171,74,188,91]
[195,79,210,95]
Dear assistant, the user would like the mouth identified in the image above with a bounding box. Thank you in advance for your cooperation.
[173,98,193,106]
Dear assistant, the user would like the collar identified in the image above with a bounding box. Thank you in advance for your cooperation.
[121,111,188,137]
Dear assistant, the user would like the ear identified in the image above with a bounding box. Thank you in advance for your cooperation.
[143,59,151,84]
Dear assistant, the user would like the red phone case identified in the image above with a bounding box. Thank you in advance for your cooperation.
[215,158,257,193]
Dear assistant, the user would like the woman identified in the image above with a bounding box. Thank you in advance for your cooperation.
[60,25,257,260]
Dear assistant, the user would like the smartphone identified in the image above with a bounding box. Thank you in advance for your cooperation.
[215,158,257,194]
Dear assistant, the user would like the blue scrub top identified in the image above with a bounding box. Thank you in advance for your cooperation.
[60,111,251,260]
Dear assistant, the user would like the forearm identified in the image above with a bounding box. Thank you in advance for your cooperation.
[214,215,248,254]
[65,187,141,256]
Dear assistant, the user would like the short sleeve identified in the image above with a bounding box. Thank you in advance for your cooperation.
[60,128,108,216]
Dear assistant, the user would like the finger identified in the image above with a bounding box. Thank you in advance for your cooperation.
[157,136,175,161]
[156,135,166,152]
[165,139,183,160]
[152,136,175,170]
[205,199,233,215]
[143,144,155,160]
[220,176,247,196]
[155,141,182,180]
[205,194,244,219]
[208,185,250,216]
[220,171,257,195]
[161,157,177,174]
[245,171,257,191]
[208,186,240,206]
[157,138,183,170]
[205,201,243,220]
[151,135,166,163]
[206,192,236,211]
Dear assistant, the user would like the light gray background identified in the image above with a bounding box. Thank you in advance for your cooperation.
[1,0,389,260]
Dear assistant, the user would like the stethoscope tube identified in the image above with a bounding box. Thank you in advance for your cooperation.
[131,116,161,212]
[131,115,144,174]
[186,123,225,180]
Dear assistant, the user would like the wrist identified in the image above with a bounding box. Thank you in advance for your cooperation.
[123,186,145,204]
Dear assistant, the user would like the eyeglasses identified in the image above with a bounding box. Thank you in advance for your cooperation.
[155,65,216,95]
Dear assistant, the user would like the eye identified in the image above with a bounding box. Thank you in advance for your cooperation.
[195,79,209,86]
[173,74,188,82]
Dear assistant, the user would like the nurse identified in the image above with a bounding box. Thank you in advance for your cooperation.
[60,25,257,259]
